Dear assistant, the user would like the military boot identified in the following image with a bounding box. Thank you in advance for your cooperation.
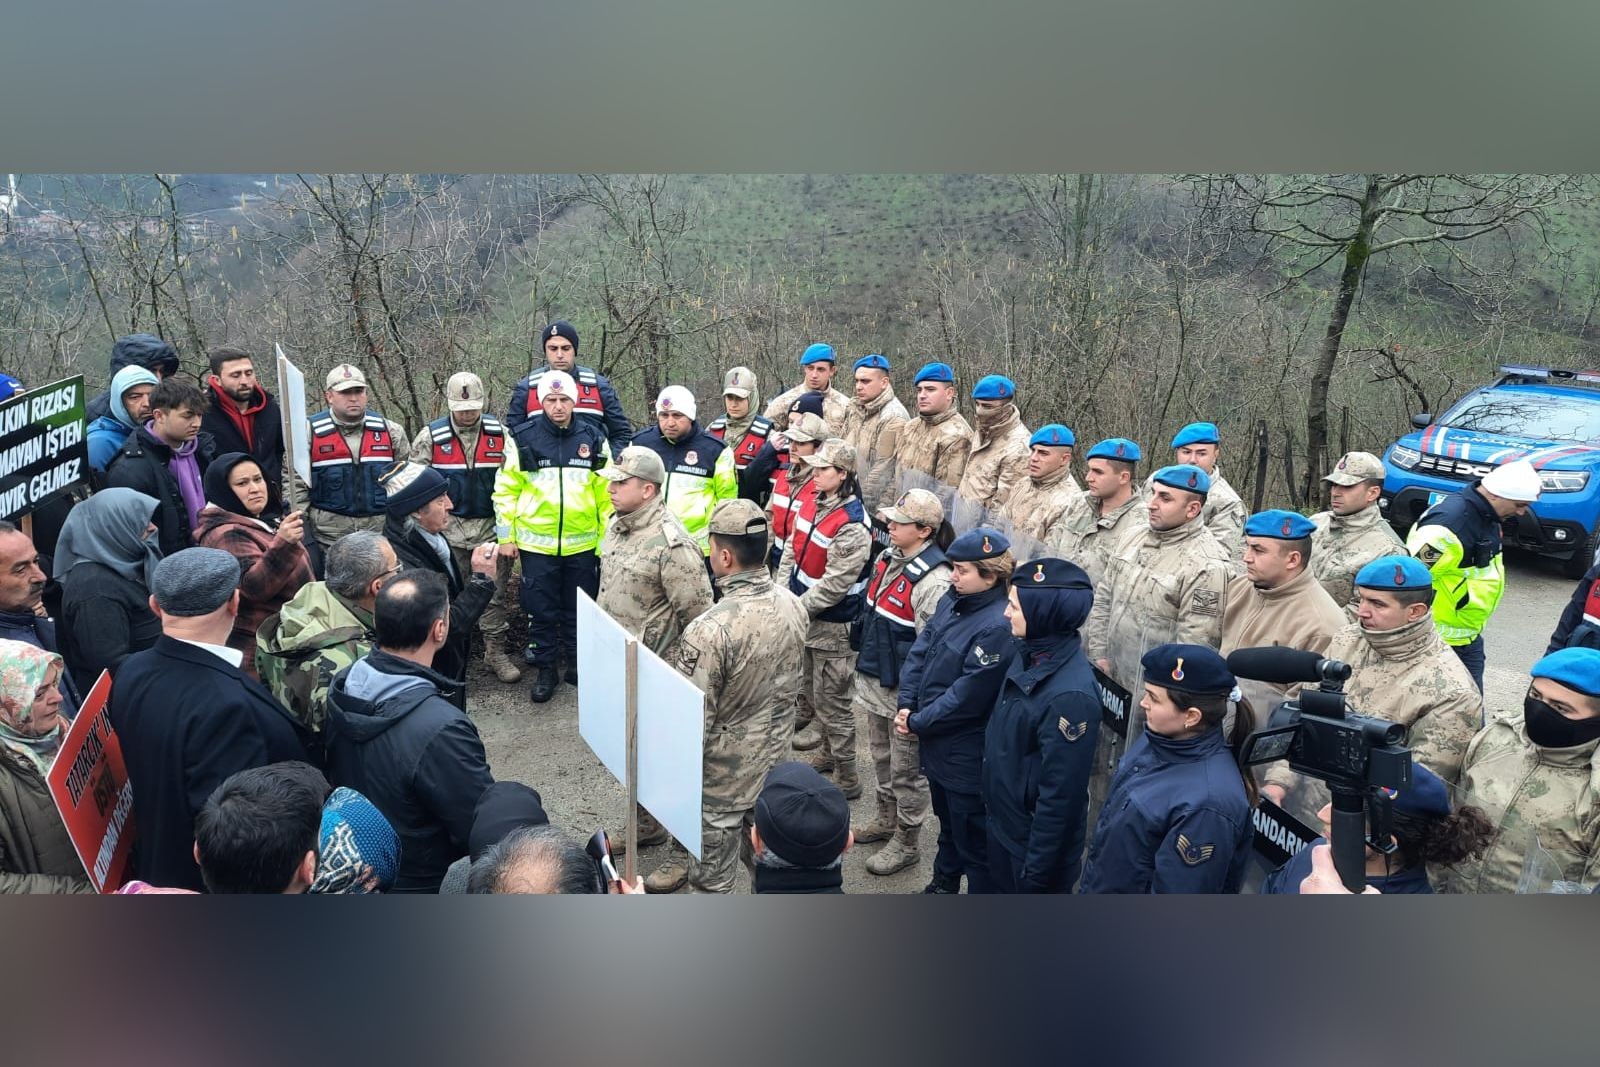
[833,757,863,800]
[792,721,824,751]
[866,828,921,875]
[853,799,896,844]
[805,749,835,775]
[921,874,961,894]
[644,855,689,894]
[484,642,523,684]
[529,664,559,704]
[563,662,579,685]
[609,807,670,855]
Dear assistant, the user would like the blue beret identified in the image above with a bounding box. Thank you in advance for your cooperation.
[914,361,955,385]
[1384,763,1451,820]
[853,354,890,372]
[1244,509,1316,540]
[947,526,1009,562]
[1171,422,1221,448]
[1086,438,1141,463]
[1141,643,1235,696]
[972,375,1016,400]
[1151,464,1210,496]
[1014,557,1091,590]
[1354,554,1432,591]
[1530,647,1600,697]
[800,343,836,366]
[1029,424,1075,448]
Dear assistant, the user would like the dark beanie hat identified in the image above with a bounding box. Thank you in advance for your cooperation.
[754,761,850,867]
[468,782,549,861]
[541,321,580,353]
[789,390,826,417]
[380,461,450,516]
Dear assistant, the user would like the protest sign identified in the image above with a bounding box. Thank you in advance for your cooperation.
[0,375,87,521]
[45,671,135,893]
[276,346,311,490]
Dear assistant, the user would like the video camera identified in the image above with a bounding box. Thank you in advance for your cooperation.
[1226,647,1414,892]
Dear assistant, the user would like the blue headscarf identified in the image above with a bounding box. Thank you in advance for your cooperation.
[308,787,401,894]
[1011,560,1094,658]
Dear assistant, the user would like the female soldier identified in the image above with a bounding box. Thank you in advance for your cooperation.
[895,527,1017,894]
[1262,763,1493,894]
[983,557,1100,893]
[1078,644,1256,893]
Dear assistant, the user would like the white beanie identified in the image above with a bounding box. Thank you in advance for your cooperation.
[537,370,579,404]
[1481,458,1542,502]
[655,385,697,421]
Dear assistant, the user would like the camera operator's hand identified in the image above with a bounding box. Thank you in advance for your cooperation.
[1299,843,1379,895]
[1261,784,1287,806]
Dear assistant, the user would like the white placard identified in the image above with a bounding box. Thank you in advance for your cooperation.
[275,344,311,486]
[577,589,631,782]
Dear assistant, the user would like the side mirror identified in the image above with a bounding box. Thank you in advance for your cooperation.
[1410,413,1432,428]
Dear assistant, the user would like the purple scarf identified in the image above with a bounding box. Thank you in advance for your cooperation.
[156,425,206,530]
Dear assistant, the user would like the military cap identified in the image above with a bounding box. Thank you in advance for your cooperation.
[1323,450,1386,486]
[755,761,851,868]
[1385,763,1451,820]
[1141,643,1235,696]
[972,374,1016,400]
[800,343,836,366]
[914,362,955,385]
[1355,554,1432,591]
[1029,424,1075,448]
[947,526,1009,562]
[1530,646,1600,697]
[325,363,368,392]
[879,488,944,528]
[1087,438,1142,463]
[152,547,242,617]
[597,445,666,485]
[381,461,450,515]
[786,412,830,444]
[853,354,891,372]
[1014,557,1092,590]
[1151,463,1211,497]
[446,371,485,412]
[789,391,826,417]
[803,437,857,473]
[722,366,757,399]
[1171,422,1220,448]
[1244,509,1316,541]
[707,498,770,537]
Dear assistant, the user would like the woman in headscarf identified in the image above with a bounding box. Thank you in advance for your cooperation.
[982,557,1100,893]
[53,487,164,693]
[0,640,93,893]
[195,452,313,676]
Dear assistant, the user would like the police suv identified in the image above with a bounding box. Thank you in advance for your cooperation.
[1382,365,1600,576]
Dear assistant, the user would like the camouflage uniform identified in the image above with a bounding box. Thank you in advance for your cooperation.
[1001,467,1082,544]
[957,404,1031,512]
[596,495,714,656]
[255,581,375,735]
[1262,617,1483,826]
[1309,505,1404,614]
[1145,466,1244,559]
[765,384,850,434]
[892,407,973,490]
[841,388,910,512]
[1048,491,1145,589]
[1451,713,1600,894]
[1220,568,1347,715]
[666,566,809,892]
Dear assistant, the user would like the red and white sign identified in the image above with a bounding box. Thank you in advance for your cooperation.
[46,672,135,893]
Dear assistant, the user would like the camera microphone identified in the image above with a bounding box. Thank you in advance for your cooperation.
[1225,647,1326,685]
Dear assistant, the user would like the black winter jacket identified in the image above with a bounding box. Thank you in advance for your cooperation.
[57,562,161,694]
[84,333,181,423]
[382,514,494,707]
[200,383,285,490]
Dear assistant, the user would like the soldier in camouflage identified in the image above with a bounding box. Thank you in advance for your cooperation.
[764,343,851,434]
[890,362,973,490]
[839,354,910,513]
[649,499,809,893]
[1000,424,1082,544]
[956,375,1031,513]
[1309,451,1403,614]
[1048,438,1143,588]
[1143,422,1245,559]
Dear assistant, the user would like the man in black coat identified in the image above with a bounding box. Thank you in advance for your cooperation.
[85,332,182,424]
[106,378,217,558]
[110,548,311,892]
[199,347,285,491]
[324,571,496,893]
[378,461,496,707]
[750,762,852,894]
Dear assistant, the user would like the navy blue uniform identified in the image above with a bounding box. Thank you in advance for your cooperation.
[899,583,1015,892]
[505,365,632,454]
[982,633,1101,893]
[1260,837,1434,894]
[1078,726,1253,894]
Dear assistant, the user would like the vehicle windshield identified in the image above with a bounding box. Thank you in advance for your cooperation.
[1441,388,1600,445]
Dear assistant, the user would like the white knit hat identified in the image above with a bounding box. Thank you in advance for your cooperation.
[537,370,578,404]
[655,385,697,421]
[1481,458,1542,502]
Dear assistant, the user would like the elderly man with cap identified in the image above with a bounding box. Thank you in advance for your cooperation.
[495,369,614,704]
[778,438,873,800]
[751,761,854,893]
[379,461,498,706]
[1000,424,1082,545]
[505,320,632,453]
[851,487,952,876]
[1049,438,1145,587]
[1309,450,1403,613]
[764,343,850,434]
[1220,509,1348,712]
[111,547,311,891]
[706,367,775,497]
[1145,422,1245,557]
[840,353,910,513]
[956,374,1031,514]
[1452,646,1600,893]
[407,372,522,684]
[1407,457,1541,693]
[1261,554,1482,826]
[890,361,973,492]
[301,363,407,552]
[630,385,737,555]
[645,499,809,893]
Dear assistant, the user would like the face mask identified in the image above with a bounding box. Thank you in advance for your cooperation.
[1523,696,1600,749]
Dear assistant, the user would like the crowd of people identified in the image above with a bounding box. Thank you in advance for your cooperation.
[0,321,1595,894]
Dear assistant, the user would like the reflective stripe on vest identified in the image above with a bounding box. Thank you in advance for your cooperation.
[525,367,605,415]
[864,549,943,628]
[1583,578,1600,628]
[428,415,507,518]
[788,495,867,593]
[308,411,395,515]
[708,416,772,468]
[771,468,814,545]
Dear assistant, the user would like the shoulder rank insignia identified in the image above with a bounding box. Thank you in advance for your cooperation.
[1175,833,1214,866]
[1416,544,1442,566]
[1058,717,1086,741]
[973,644,999,666]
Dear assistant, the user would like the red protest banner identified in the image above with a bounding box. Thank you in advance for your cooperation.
[45,671,135,893]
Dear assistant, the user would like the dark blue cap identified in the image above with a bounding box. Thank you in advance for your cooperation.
[914,362,955,384]
[1141,643,1235,696]
[1014,557,1091,590]
[972,374,1015,400]
[853,354,890,372]
[1384,764,1451,820]
[1171,422,1220,448]
[1355,554,1432,591]
[947,526,1009,562]
[800,343,836,366]
[1151,464,1210,496]
[1029,424,1075,448]
[541,320,579,352]
[1086,438,1141,463]
[0,374,22,402]
[1530,647,1600,697]
[1244,509,1316,540]
[788,391,826,417]
[755,761,850,868]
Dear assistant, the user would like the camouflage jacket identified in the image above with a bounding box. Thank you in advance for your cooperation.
[1001,466,1082,545]
[841,389,910,512]
[1309,505,1404,614]
[1146,466,1245,559]
[957,404,1031,512]
[256,581,375,734]
[1048,491,1145,589]
[596,496,713,656]
[892,407,973,489]
[1453,714,1600,894]
[1220,568,1347,714]
[765,384,851,434]
[1263,617,1484,825]
[667,567,809,812]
